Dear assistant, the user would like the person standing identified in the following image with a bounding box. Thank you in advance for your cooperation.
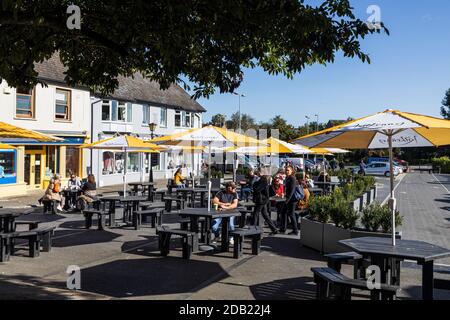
[280,165,299,236]
[253,169,278,235]
[359,159,367,175]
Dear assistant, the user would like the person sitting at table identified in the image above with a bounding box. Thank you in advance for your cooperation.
[239,169,259,201]
[317,171,331,182]
[67,174,82,190]
[77,174,98,210]
[305,174,314,188]
[253,169,278,235]
[173,168,186,188]
[39,174,63,212]
[297,179,310,211]
[212,182,239,244]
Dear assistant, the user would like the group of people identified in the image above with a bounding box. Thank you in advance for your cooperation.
[212,165,313,243]
[39,173,98,212]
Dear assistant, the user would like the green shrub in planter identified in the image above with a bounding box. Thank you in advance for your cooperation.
[341,183,355,201]
[308,195,332,223]
[379,206,403,233]
[337,169,353,183]
[363,176,376,191]
[361,202,403,233]
[340,208,359,230]
[353,178,365,196]
[361,203,383,232]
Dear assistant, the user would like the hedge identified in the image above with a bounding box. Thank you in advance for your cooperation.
[432,156,450,173]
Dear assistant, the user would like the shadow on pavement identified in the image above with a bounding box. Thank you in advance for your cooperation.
[261,236,325,262]
[51,229,121,248]
[80,257,230,298]
[249,276,316,300]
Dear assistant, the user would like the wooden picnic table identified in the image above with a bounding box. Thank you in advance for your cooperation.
[128,182,155,200]
[176,188,211,208]
[339,237,450,300]
[99,196,147,227]
[0,208,34,233]
[61,188,82,210]
[178,208,241,252]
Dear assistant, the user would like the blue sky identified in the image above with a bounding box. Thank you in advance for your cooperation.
[196,0,450,126]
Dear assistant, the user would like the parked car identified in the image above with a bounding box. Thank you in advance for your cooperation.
[353,162,400,177]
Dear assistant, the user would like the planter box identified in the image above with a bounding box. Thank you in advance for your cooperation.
[323,224,351,254]
[300,216,324,252]
[300,216,402,255]
[349,198,360,212]
[358,193,368,209]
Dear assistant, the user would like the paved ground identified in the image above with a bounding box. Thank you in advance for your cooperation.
[0,173,449,300]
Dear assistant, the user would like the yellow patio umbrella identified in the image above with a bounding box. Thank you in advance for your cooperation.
[149,125,266,210]
[81,135,164,196]
[291,109,450,245]
[0,143,16,149]
[0,121,62,142]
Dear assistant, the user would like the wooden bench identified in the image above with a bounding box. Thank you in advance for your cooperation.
[324,251,366,280]
[156,226,198,260]
[14,220,41,231]
[164,196,186,212]
[229,226,263,259]
[1,226,56,261]
[133,208,164,230]
[82,210,114,230]
[42,199,58,214]
[434,278,450,291]
[311,267,400,300]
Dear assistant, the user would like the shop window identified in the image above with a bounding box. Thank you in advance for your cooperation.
[102,151,114,175]
[0,150,17,184]
[46,146,57,177]
[66,146,80,177]
[114,152,125,174]
[127,153,140,172]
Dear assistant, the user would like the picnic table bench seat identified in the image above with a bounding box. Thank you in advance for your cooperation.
[229,226,263,259]
[156,226,199,260]
[42,199,58,214]
[82,209,114,230]
[324,251,366,280]
[133,208,164,230]
[163,196,186,212]
[14,220,42,230]
[311,267,400,300]
[1,226,55,261]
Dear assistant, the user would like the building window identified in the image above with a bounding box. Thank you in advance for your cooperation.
[105,100,132,122]
[127,153,140,172]
[46,146,57,177]
[66,146,80,177]
[175,111,181,127]
[16,87,35,118]
[114,152,125,174]
[160,107,167,127]
[55,89,71,121]
[185,112,192,127]
[0,150,17,184]
[143,105,150,124]
[102,151,114,175]
[101,100,110,121]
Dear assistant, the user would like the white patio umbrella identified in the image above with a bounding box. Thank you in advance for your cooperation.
[149,126,265,211]
[81,135,163,197]
[291,109,450,245]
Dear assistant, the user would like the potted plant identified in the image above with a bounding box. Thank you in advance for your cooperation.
[300,195,331,252]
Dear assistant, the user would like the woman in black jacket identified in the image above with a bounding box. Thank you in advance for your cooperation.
[280,165,299,235]
[253,170,278,235]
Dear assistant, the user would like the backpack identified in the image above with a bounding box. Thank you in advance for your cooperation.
[293,185,305,201]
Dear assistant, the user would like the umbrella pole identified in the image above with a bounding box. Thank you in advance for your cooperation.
[123,149,128,198]
[302,154,305,180]
[208,142,212,212]
[388,133,397,246]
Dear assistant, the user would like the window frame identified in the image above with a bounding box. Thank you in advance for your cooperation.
[54,88,72,121]
[175,110,182,127]
[160,107,168,127]
[15,87,36,119]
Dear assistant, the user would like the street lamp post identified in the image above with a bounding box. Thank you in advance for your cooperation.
[315,114,319,132]
[305,116,310,135]
[148,122,157,183]
[233,92,245,182]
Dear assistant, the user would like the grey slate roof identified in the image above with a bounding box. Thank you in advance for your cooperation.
[35,54,206,113]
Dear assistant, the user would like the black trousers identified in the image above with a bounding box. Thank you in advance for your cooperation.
[280,201,299,232]
[254,203,278,233]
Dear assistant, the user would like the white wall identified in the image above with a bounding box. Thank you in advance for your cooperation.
[0,81,90,134]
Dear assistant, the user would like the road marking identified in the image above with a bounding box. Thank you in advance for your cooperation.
[432,173,450,195]
[381,174,407,205]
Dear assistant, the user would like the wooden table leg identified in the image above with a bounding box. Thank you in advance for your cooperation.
[221,218,230,252]
[422,261,434,300]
